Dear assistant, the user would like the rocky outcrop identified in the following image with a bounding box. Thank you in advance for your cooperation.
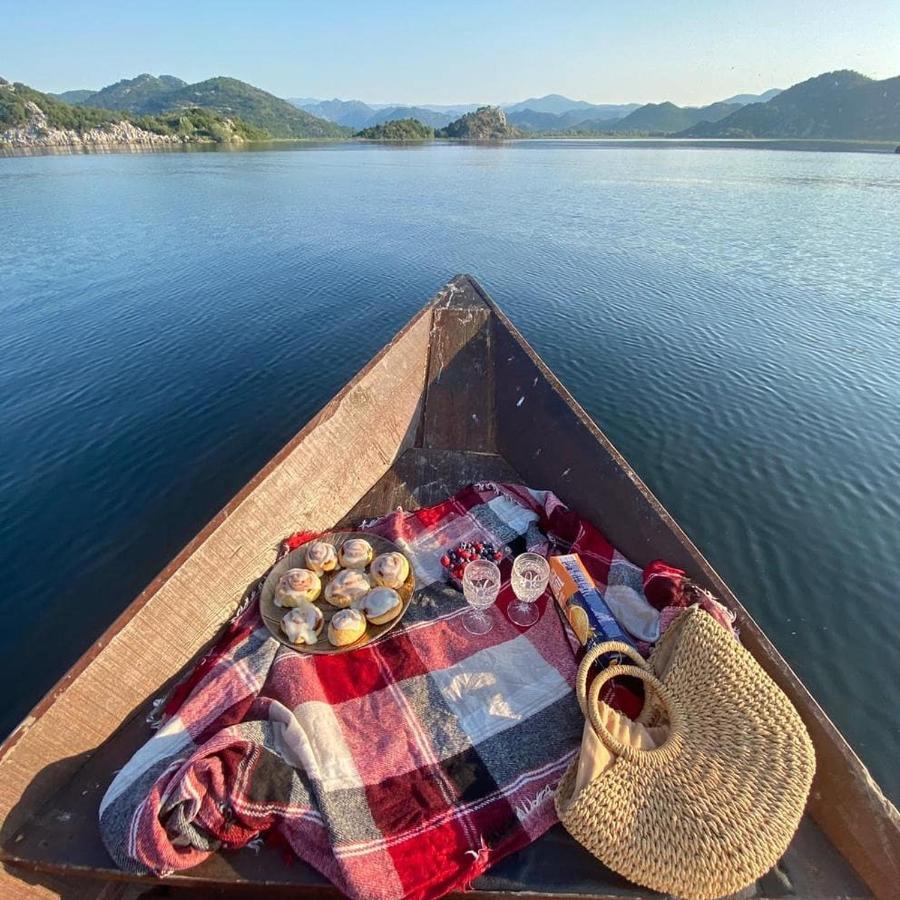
[0,101,184,148]
[438,106,523,140]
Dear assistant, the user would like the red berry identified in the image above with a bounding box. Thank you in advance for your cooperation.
[493,551,503,561]
[440,555,450,567]
[475,543,484,551]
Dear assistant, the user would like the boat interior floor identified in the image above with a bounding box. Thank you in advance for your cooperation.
[1,449,869,897]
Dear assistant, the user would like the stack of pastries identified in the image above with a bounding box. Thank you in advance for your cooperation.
[277,538,410,649]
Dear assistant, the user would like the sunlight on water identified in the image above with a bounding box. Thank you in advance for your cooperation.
[1,142,898,801]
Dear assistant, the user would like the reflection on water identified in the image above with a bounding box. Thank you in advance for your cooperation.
[3,136,898,159]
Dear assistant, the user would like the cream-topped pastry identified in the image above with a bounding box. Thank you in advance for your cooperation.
[353,586,403,625]
[274,568,322,607]
[324,568,371,608]
[370,551,410,589]
[338,538,374,569]
[304,540,338,574]
[281,601,324,645]
[328,608,367,647]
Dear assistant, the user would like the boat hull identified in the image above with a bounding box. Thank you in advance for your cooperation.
[0,275,896,897]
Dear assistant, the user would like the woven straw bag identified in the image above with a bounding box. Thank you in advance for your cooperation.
[555,606,815,900]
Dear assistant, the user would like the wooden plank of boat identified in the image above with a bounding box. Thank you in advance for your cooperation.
[0,275,897,899]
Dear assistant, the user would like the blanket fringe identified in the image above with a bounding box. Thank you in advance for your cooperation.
[460,836,491,890]
[514,783,554,822]
[145,697,167,730]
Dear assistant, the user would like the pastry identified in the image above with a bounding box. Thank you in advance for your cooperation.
[338,538,374,569]
[281,601,324,645]
[354,586,403,625]
[304,540,338,574]
[324,568,371,608]
[370,551,410,589]
[274,568,321,606]
[327,608,367,647]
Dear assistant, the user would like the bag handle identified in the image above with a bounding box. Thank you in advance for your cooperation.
[586,664,685,765]
[574,641,650,718]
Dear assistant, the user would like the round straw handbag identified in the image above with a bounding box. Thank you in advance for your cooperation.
[555,606,815,900]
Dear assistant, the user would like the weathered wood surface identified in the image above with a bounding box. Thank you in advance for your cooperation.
[421,288,495,452]
[0,274,896,899]
[0,306,433,858]
[340,448,518,524]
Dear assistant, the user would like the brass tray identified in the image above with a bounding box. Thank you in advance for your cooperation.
[260,531,415,654]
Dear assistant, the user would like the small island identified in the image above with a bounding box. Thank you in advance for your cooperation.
[355,118,434,141]
[437,106,523,140]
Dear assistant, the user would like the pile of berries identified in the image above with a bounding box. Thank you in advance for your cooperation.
[440,541,504,582]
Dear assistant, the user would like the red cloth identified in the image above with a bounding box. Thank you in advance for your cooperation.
[103,483,656,898]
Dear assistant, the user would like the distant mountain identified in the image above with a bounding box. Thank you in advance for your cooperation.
[71,75,346,139]
[438,106,522,140]
[355,118,434,140]
[507,108,580,132]
[508,106,633,132]
[290,98,480,121]
[290,97,453,130]
[50,89,97,105]
[75,74,187,110]
[504,94,597,115]
[681,71,900,140]
[294,98,375,129]
[414,103,480,116]
[363,106,453,129]
[718,88,782,106]
[608,100,742,133]
[504,95,641,123]
[508,100,737,134]
[558,106,636,125]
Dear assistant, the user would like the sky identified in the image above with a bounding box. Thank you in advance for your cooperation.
[3,0,898,106]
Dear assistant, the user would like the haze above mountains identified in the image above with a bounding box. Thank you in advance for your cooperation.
[30,70,900,143]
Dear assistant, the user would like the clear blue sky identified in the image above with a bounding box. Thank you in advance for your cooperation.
[4,0,897,105]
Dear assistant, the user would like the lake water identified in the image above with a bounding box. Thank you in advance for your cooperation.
[1,142,898,804]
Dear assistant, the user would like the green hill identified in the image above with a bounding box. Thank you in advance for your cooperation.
[609,100,741,134]
[50,89,97,105]
[681,71,900,139]
[73,74,186,110]
[54,74,347,139]
[94,75,346,139]
[355,118,433,140]
[0,78,267,143]
[438,106,522,140]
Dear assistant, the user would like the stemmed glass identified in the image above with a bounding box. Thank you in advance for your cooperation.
[508,553,550,627]
[462,559,501,635]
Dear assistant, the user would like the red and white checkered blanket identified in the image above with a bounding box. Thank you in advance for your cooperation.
[99,482,658,899]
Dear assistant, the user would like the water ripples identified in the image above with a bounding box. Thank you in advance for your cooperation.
[1,143,898,799]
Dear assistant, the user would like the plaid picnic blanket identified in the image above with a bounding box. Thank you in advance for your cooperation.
[99,482,659,899]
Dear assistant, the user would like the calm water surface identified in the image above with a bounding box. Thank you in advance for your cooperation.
[1,143,898,802]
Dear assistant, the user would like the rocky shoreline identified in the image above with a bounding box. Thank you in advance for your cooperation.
[0,102,186,149]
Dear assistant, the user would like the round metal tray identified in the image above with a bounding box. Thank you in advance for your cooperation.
[259,531,415,654]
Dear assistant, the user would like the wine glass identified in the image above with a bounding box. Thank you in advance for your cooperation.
[508,553,550,627]
[462,559,500,635]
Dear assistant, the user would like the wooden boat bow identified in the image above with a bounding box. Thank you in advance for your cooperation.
[0,275,897,898]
